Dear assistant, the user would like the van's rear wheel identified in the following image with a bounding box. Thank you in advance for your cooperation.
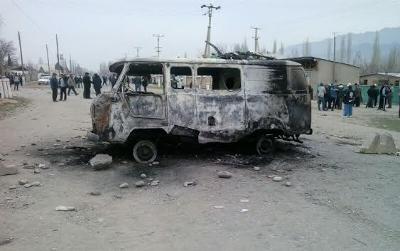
[132,140,157,164]
[256,135,275,155]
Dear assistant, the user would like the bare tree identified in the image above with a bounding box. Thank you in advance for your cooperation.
[272,40,277,54]
[385,47,399,72]
[0,39,16,75]
[339,36,346,62]
[346,33,352,63]
[233,38,249,53]
[99,62,109,76]
[370,31,381,73]
[279,42,284,55]
[326,39,331,60]
[302,38,310,56]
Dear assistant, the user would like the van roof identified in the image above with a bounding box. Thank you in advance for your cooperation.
[109,58,301,73]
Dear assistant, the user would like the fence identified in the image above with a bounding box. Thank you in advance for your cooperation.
[0,77,13,99]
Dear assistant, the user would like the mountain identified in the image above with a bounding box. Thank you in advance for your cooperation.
[284,27,400,66]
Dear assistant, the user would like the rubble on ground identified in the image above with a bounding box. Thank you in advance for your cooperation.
[272,176,283,182]
[359,133,398,154]
[119,183,129,188]
[0,164,18,176]
[89,154,112,170]
[55,206,76,211]
[183,181,196,187]
[217,171,232,179]
[135,180,146,187]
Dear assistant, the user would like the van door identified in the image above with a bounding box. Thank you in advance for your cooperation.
[166,65,197,136]
[123,63,166,119]
[195,65,245,143]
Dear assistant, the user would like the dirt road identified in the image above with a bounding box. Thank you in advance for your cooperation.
[1,83,399,250]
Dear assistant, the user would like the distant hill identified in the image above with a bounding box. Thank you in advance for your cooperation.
[284,27,400,66]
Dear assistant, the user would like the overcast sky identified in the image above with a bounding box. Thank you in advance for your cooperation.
[1,0,399,71]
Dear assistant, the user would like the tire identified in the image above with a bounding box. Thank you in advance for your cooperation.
[132,139,157,164]
[256,135,275,155]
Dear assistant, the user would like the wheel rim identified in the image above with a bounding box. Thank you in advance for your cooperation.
[133,140,157,163]
[137,144,154,161]
[256,136,274,155]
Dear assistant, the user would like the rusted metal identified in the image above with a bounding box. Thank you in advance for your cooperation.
[91,58,312,144]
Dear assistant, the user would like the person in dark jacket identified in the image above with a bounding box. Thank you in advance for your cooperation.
[59,74,68,101]
[92,73,102,96]
[372,84,379,107]
[82,73,92,99]
[343,83,355,118]
[328,84,338,111]
[49,73,58,102]
[366,85,375,108]
[354,83,362,107]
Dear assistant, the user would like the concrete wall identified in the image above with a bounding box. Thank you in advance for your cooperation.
[360,75,400,86]
[304,59,360,98]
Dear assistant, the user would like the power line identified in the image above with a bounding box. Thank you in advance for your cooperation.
[201,4,221,58]
[134,46,142,57]
[251,27,261,53]
[153,34,164,58]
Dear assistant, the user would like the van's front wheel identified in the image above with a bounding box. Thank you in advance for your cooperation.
[132,139,157,164]
[256,135,275,155]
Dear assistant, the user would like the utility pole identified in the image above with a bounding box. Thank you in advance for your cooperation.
[69,54,72,73]
[251,27,261,53]
[17,31,24,76]
[56,34,60,74]
[153,34,164,58]
[134,46,142,57]
[46,44,50,74]
[201,4,221,58]
[332,32,337,83]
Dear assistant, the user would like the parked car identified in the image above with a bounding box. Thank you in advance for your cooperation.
[38,74,51,85]
[90,56,312,163]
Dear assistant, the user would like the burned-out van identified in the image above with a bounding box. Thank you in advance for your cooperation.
[91,56,312,163]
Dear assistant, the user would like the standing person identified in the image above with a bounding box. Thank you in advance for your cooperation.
[92,73,102,96]
[354,83,362,107]
[50,73,58,102]
[74,75,80,88]
[378,83,388,111]
[336,84,345,109]
[317,83,326,111]
[82,72,92,99]
[142,75,151,92]
[329,83,338,111]
[18,74,23,87]
[343,83,355,118]
[398,88,400,118]
[324,84,330,110]
[366,85,375,108]
[67,74,78,96]
[133,76,142,92]
[386,84,393,108]
[102,75,107,86]
[13,74,20,90]
[372,84,379,107]
[59,74,68,101]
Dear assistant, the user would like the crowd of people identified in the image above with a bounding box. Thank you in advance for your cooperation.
[316,82,398,118]
[49,72,116,102]
[6,72,24,91]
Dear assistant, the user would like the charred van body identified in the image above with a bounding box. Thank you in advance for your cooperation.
[90,58,312,163]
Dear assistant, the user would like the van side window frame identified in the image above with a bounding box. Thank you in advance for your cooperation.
[167,64,196,92]
[194,65,242,91]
